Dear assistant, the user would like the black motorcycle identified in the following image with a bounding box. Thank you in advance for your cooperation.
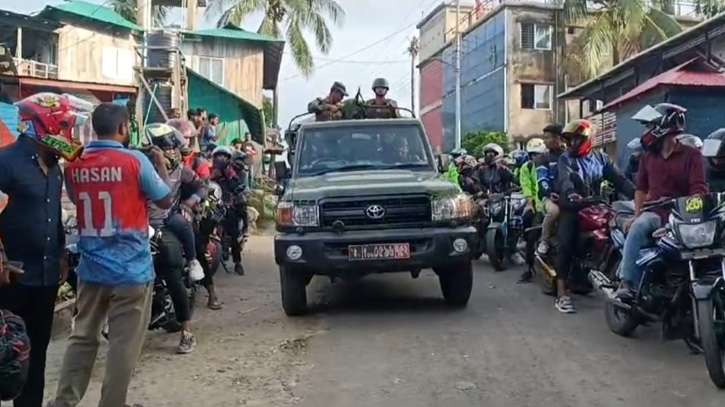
[484,191,528,271]
[590,193,725,388]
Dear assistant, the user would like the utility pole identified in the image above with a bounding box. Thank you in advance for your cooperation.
[454,0,462,149]
[407,36,419,113]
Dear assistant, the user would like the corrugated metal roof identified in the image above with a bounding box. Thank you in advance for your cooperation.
[602,59,725,110]
[41,0,142,32]
[182,24,281,43]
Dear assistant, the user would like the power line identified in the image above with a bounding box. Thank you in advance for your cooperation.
[280,21,420,82]
[282,53,408,64]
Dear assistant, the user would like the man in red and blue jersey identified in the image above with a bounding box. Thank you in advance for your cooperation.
[50,104,172,407]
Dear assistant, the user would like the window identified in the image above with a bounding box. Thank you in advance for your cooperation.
[198,56,224,86]
[101,47,133,81]
[521,84,552,110]
[521,23,552,50]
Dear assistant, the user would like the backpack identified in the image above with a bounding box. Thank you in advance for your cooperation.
[0,309,30,401]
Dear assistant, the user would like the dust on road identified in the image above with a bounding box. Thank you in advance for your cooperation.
[44,235,725,407]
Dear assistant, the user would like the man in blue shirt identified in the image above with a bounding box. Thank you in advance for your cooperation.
[50,104,172,407]
[0,92,89,407]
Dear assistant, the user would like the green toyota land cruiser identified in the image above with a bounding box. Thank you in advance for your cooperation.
[274,118,477,316]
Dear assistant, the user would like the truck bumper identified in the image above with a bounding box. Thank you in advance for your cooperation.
[274,226,478,274]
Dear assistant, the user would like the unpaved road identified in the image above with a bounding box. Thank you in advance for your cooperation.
[44,235,724,407]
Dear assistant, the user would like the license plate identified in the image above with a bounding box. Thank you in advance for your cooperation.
[348,243,410,260]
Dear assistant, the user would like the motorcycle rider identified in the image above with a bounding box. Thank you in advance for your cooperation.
[703,128,725,192]
[308,81,347,121]
[555,119,635,313]
[535,124,565,256]
[477,143,515,194]
[616,104,708,301]
[517,138,547,282]
[144,123,208,353]
[444,148,466,191]
[211,146,249,276]
[365,78,401,119]
[460,155,483,195]
[510,149,529,178]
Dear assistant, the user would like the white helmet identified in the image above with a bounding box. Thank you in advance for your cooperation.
[677,133,703,149]
[481,143,504,158]
[525,137,547,154]
[212,145,233,158]
[626,137,643,152]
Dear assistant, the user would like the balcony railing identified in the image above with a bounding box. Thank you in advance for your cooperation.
[13,58,58,79]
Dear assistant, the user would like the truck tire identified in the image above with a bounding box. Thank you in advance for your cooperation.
[438,262,473,307]
[279,266,308,316]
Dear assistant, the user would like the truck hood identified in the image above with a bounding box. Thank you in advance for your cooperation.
[287,170,456,200]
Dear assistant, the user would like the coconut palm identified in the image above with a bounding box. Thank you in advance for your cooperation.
[565,0,684,80]
[205,0,345,77]
[110,0,169,27]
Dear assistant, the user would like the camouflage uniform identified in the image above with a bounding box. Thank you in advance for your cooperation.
[307,97,343,122]
[365,98,401,119]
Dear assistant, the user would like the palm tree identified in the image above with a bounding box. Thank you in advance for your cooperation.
[110,0,169,27]
[564,0,684,80]
[205,0,345,77]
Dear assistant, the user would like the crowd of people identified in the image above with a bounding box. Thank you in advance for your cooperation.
[0,93,255,407]
[446,102,725,314]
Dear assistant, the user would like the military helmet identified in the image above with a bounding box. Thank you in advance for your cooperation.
[372,78,389,90]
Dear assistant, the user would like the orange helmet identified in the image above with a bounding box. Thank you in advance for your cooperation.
[562,119,595,156]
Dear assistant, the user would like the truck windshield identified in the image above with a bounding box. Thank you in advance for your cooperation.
[295,124,433,176]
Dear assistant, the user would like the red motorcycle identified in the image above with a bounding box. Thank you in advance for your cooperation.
[526,196,618,296]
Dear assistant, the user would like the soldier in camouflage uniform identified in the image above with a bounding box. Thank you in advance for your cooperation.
[307,81,348,121]
[365,78,400,119]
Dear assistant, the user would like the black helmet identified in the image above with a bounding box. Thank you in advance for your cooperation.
[143,123,184,169]
[372,78,389,90]
[631,103,686,150]
[704,128,725,170]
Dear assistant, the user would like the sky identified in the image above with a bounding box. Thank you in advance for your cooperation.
[8,0,448,129]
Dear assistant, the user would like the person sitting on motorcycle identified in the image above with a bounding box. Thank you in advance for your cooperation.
[166,118,212,180]
[703,128,725,192]
[616,104,708,301]
[366,78,401,119]
[510,149,529,178]
[535,124,566,256]
[612,104,707,300]
[517,138,547,282]
[460,155,483,195]
[477,143,515,194]
[211,146,249,276]
[624,137,643,183]
[144,123,208,353]
[444,148,466,190]
[554,119,635,313]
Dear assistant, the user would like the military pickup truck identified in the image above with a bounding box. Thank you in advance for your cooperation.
[274,117,477,316]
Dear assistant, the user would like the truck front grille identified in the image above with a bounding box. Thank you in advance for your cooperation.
[320,195,431,229]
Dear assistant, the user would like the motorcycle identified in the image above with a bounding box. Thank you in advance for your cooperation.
[471,193,489,260]
[530,196,611,296]
[484,191,527,271]
[589,193,725,388]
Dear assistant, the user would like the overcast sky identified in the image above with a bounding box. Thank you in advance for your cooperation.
[9,0,445,128]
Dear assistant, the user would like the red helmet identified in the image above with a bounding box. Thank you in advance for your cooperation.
[15,93,91,161]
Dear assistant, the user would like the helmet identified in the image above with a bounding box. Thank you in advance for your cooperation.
[0,309,31,401]
[449,148,467,159]
[562,119,595,156]
[212,145,233,158]
[372,78,389,90]
[166,118,196,156]
[510,149,529,166]
[626,137,643,152]
[232,150,249,169]
[703,128,725,171]
[15,92,91,161]
[481,143,504,158]
[676,133,703,150]
[525,138,547,154]
[143,123,184,169]
[631,103,686,150]
[463,155,478,167]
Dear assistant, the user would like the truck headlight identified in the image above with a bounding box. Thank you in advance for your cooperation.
[432,194,472,221]
[276,202,319,227]
[677,221,716,249]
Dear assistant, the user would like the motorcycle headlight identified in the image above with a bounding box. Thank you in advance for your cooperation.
[489,201,503,216]
[276,202,319,227]
[432,194,473,221]
[677,220,717,249]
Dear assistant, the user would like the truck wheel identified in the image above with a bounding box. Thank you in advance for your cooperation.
[279,266,308,316]
[438,262,473,307]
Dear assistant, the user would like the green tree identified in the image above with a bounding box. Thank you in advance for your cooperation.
[462,131,508,158]
[564,0,684,80]
[206,0,345,77]
[110,0,169,27]
[262,96,275,128]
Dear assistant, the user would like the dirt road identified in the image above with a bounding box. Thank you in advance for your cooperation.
[43,235,724,407]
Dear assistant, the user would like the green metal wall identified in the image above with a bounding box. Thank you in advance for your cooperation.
[187,73,250,146]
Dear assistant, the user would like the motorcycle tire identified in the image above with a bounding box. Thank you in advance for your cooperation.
[604,302,640,337]
[206,239,223,273]
[697,296,725,388]
[485,228,507,271]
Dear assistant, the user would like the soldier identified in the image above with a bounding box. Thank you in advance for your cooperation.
[365,78,400,119]
[308,81,348,121]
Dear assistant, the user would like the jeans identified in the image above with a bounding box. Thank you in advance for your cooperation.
[541,198,560,242]
[51,282,152,407]
[555,211,579,283]
[0,284,58,407]
[621,212,662,285]
[224,208,246,264]
[165,212,196,262]
[156,230,191,323]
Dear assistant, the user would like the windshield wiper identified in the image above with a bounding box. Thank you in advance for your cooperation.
[381,163,432,170]
[304,164,381,176]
